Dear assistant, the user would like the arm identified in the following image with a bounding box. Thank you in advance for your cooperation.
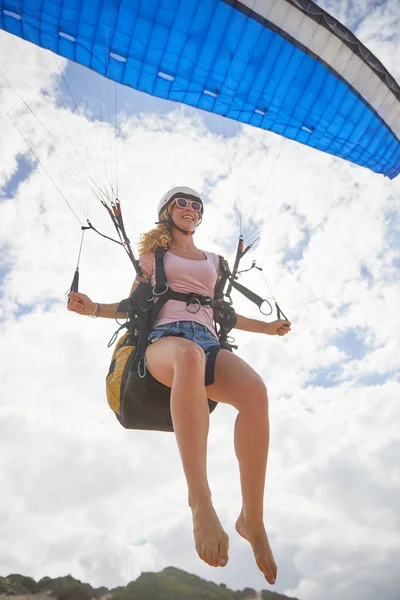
[67,292,129,319]
[67,269,150,319]
[234,313,291,336]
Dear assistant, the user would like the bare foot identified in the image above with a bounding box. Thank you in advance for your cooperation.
[235,512,277,584]
[191,501,229,567]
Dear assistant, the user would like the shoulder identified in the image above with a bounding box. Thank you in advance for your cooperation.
[139,250,155,262]
[138,250,155,275]
[203,250,218,261]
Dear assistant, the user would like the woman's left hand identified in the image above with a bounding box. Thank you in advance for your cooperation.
[267,319,291,336]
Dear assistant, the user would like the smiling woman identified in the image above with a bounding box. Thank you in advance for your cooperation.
[67,185,291,583]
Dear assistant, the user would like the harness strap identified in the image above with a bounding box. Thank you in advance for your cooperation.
[213,300,238,350]
[214,256,231,300]
[117,297,130,313]
[154,247,168,294]
[131,282,154,369]
[229,279,265,310]
[166,290,212,305]
[148,289,213,329]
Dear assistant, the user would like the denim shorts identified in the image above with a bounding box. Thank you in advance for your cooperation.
[147,321,223,385]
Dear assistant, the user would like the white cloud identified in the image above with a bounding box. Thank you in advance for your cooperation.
[1,2,400,600]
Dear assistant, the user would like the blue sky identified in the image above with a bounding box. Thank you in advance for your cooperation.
[0,2,400,600]
[0,153,35,198]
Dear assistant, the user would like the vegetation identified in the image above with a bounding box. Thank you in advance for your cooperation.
[55,581,94,600]
[0,566,300,600]
[4,576,38,594]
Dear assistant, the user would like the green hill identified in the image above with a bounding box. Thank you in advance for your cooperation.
[0,567,299,600]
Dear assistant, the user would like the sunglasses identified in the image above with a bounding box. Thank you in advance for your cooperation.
[173,197,203,212]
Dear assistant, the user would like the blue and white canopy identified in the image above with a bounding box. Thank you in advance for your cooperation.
[1,0,399,178]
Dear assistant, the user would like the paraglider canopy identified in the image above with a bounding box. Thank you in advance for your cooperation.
[0,0,399,178]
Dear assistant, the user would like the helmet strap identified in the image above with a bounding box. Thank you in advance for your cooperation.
[155,216,196,236]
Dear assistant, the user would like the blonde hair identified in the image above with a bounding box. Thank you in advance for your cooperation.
[137,205,172,256]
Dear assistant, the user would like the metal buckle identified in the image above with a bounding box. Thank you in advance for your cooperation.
[152,283,169,296]
[186,297,201,314]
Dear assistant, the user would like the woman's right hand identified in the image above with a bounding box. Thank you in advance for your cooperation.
[67,291,96,316]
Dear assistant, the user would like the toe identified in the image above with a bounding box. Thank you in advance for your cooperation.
[209,545,219,567]
[219,538,229,567]
[265,565,277,585]
[212,549,219,567]
[195,543,205,564]
[204,547,214,567]
[256,556,275,585]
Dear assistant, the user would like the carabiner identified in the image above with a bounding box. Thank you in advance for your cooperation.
[137,357,147,379]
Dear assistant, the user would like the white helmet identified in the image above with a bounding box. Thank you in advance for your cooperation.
[157,186,203,219]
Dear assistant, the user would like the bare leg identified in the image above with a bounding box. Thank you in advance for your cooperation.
[146,338,229,568]
[207,351,277,584]
[233,404,277,585]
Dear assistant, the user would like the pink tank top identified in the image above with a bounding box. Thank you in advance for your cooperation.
[139,250,221,336]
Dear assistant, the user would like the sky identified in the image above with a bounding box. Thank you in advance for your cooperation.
[0,1,399,599]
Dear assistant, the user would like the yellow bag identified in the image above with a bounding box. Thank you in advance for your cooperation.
[106,331,137,415]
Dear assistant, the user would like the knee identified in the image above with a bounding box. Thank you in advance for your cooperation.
[243,374,269,412]
[253,375,269,400]
[174,340,205,373]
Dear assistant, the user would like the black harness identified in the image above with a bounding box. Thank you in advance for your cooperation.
[113,247,241,370]
[112,246,281,366]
